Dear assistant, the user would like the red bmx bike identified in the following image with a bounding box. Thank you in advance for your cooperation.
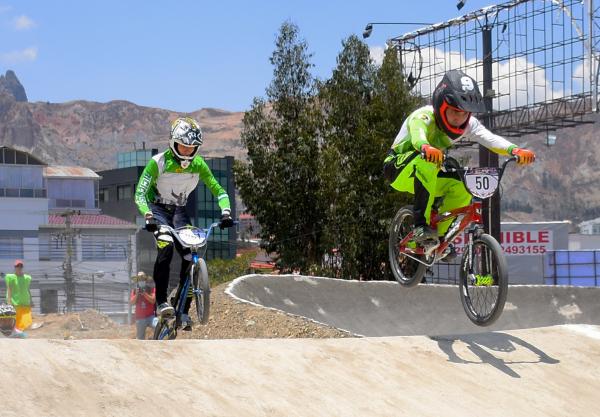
[389,155,517,326]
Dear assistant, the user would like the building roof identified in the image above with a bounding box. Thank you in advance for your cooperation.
[44,165,101,179]
[578,218,600,227]
[47,214,137,228]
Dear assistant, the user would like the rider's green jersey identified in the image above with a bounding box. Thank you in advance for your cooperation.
[389,105,517,156]
[135,150,231,216]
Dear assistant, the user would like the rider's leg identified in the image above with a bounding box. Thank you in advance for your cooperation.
[149,203,176,311]
[388,152,440,240]
[153,227,175,306]
[173,207,193,316]
[434,174,472,237]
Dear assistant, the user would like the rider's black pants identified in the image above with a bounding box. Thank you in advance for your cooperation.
[150,203,193,313]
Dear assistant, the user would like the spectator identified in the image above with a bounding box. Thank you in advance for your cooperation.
[4,260,32,331]
[130,272,156,339]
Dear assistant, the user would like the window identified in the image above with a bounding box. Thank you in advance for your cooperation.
[593,224,600,235]
[38,234,68,261]
[81,235,129,260]
[99,188,110,202]
[0,238,23,259]
[117,185,132,200]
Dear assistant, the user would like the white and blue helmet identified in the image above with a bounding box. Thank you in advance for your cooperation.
[169,117,203,168]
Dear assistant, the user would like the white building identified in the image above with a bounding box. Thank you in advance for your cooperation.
[578,217,600,235]
[0,147,137,315]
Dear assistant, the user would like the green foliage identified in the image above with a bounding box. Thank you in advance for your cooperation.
[236,24,420,280]
[207,250,257,286]
[319,37,419,279]
[234,21,324,273]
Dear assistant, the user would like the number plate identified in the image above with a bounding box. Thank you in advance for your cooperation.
[178,229,206,246]
[464,167,499,199]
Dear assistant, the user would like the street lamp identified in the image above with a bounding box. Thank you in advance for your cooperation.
[362,22,433,39]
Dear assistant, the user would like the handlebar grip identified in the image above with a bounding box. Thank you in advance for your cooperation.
[144,219,158,233]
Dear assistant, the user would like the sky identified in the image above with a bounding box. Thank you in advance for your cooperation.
[0,0,513,112]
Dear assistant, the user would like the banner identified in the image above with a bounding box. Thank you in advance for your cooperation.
[453,230,554,256]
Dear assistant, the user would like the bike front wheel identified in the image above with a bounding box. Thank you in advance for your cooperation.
[153,317,177,340]
[459,233,508,326]
[192,259,211,325]
[388,206,426,287]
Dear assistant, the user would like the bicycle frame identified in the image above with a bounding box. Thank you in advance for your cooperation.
[397,201,482,266]
[158,223,220,325]
[396,156,516,267]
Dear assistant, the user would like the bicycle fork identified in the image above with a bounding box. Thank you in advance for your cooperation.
[463,226,494,287]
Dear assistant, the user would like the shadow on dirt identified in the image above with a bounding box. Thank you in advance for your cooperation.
[431,332,560,378]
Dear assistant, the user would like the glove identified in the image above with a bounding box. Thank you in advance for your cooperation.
[219,212,234,230]
[144,218,158,233]
[420,144,444,165]
[511,148,535,165]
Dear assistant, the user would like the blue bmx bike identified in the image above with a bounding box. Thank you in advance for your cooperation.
[152,223,222,340]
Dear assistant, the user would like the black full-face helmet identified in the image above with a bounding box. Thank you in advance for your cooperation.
[432,69,486,139]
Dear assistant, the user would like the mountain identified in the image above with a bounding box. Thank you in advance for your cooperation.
[0,70,598,225]
[0,72,244,170]
[0,70,27,102]
[498,112,600,226]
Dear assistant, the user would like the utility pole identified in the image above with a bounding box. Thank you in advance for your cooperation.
[60,210,79,312]
[91,272,95,310]
[480,19,501,241]
[127,237,133,325]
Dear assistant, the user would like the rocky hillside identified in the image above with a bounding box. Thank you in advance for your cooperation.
[0,70,599,225]
[0,70,27,102]
[499,112,600,225]
[0,71,245,170]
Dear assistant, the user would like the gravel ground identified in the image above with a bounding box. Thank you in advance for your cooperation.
[25,283,352,340]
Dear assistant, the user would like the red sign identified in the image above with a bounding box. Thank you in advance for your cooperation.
[453,230,553,256]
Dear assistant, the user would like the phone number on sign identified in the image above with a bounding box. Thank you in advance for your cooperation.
[454,245,548,255]
[502,245,547,254]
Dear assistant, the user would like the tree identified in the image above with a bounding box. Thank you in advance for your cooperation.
[234,22,324,272]
[320,38,420,280]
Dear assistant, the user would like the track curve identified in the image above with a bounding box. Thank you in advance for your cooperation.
[226,274,600,336]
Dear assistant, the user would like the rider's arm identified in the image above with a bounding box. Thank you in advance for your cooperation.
[464,117,517,155]
[407,113,431,152]
[196,159,231,213]
[134,159,159,217]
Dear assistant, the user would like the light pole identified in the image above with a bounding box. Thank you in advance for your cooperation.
[362,22,433,39]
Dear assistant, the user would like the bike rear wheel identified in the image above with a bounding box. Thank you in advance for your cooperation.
[388,206,427,287]
[459,233,508,326]
[192,259,211,325]
[153,317,177,340]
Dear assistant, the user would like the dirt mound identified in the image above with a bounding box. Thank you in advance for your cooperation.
[1,326,599,417]
[60,309,118,332]
[26,283,348,340]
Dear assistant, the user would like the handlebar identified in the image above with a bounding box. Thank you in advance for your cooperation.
[143,220,239,240]
[439,155,517,175]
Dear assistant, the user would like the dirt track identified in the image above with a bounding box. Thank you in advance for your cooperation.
[1,325,599,417]
[25,283,349,340]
